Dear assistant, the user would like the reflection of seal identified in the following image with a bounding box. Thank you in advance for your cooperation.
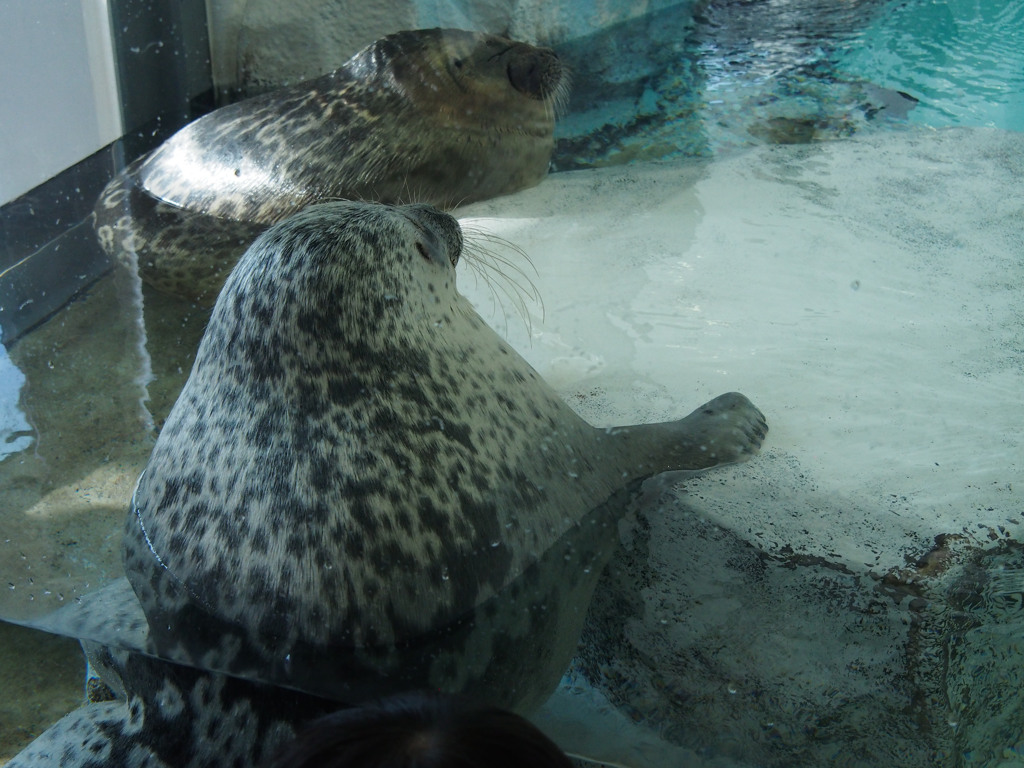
[122,200,767,712]
[93,28,566,305]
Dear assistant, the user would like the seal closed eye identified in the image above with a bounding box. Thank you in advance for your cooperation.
[121,200,767,713]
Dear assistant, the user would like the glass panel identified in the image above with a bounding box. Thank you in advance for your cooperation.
[1,0,1022,765]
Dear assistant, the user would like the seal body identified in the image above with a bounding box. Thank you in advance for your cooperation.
[93,28,565,305]
[121,200,766,709]
[6,579,339,768]
[11,201,765,767]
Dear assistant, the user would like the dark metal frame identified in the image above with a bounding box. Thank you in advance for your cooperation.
[0,0,213,344]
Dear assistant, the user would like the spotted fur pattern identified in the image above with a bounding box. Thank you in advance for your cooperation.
[121,201,767,708]
[93,163,269,305]
[92,28,564,305]
[14,483,633,768]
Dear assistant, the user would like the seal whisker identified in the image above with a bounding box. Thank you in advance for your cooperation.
[549,68,573,118]
[460,224,544,337]
[458,254,516,335]
[448,192,471,211]
[464,229,540,294]
[395,175,426,208]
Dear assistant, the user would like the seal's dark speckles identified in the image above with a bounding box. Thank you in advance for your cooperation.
[118,201,766,720]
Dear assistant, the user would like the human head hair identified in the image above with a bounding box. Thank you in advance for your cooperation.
[265,690,574,768]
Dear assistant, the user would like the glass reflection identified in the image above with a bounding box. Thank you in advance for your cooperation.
[1,0,1023,766]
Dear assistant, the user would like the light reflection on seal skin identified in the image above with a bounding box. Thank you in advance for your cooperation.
[93,28,568,308]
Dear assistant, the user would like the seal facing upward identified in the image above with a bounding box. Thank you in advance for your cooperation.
[94,28,567,305]
[121,200,767,712]
[7,201,766,768]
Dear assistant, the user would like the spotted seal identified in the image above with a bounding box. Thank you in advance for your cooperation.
[93,28,566,306]
[11,200,765,766]
[123,199,766,703]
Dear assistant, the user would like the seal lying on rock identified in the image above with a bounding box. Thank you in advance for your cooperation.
[93,28,567,306]
[12,201,765,766]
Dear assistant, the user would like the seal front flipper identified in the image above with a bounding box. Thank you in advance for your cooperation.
[611,391,768,474]
[119,200,767,715]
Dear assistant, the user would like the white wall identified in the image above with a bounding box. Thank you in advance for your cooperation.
[0,0,121,206]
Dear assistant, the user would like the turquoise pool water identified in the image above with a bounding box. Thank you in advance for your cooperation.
[555,0,1022,169]
[840,0,1024,130]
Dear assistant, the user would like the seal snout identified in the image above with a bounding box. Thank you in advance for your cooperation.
[506,47,562,100]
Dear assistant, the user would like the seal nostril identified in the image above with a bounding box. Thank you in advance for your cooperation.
[416,242,431,262]
[507,60,540,96]
[506,49,560,99]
